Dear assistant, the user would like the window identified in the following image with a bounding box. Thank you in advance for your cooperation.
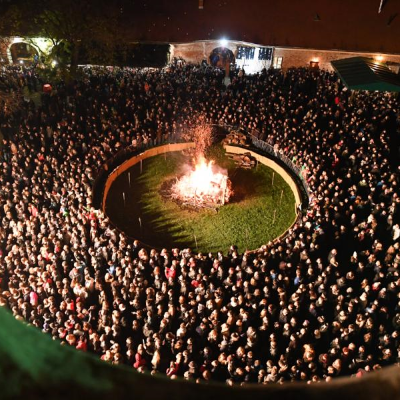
[246,47,255,60]
[272,56,283,69]
[237,46,255,60]
[258,47,273,61]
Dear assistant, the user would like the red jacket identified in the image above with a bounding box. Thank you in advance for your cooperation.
[165,267,176,280]
[134,353,146,369]
[76,340,87,352]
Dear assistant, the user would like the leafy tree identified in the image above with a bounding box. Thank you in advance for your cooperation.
[0,0,126,79]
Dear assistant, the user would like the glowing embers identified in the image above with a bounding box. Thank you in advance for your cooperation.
[169,156,232,210]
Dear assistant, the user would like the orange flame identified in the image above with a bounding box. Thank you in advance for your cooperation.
[172,156,231,206]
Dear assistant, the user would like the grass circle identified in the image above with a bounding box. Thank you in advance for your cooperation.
[105,145,296,253]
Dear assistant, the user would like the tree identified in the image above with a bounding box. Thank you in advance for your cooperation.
[0,0,126,79]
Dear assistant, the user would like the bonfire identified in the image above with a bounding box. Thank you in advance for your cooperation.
[170,156,231,208]
[166,119,232,210]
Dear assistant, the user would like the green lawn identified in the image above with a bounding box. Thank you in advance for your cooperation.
[105,145,296,254]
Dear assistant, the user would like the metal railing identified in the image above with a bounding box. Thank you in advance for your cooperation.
[249,135,310,195]
[212,123,311,204]
[92,124,312,212]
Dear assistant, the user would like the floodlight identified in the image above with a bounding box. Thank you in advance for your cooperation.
[219,38,228,47]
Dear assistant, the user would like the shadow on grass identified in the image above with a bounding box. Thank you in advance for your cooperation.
[106,154,198,249]
[228,167,267,203]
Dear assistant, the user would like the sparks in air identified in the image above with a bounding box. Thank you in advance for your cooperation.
[166,118,232,209]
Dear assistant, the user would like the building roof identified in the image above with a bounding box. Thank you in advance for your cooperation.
[331,57,400,92]
[122,0,400,54]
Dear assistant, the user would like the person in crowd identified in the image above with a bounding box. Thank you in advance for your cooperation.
[0,61,399,386]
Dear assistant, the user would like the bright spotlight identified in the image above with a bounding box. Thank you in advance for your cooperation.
[219,38,228,47]
[375,55,384,62]
[51,60,58,67]
[19,60,24,64]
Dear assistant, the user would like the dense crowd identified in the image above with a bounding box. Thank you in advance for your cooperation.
[0,61,400,385]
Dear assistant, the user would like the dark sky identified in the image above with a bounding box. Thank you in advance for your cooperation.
[2,0,400,53]
[119,0,400,53]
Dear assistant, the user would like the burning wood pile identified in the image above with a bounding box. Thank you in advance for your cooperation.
[168,157,231,210]
[162,118,232,210]
[228,152,257,169]
[222,130,250,147]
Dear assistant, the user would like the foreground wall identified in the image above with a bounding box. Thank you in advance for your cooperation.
[0,305,400,400]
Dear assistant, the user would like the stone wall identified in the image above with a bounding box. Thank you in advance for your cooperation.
[3,36,400,73]
[171,40,400,72]
[170,40,238,63]
[170,40,272,73]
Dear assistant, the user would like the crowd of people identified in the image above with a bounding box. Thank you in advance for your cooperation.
[0,60,400,385]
